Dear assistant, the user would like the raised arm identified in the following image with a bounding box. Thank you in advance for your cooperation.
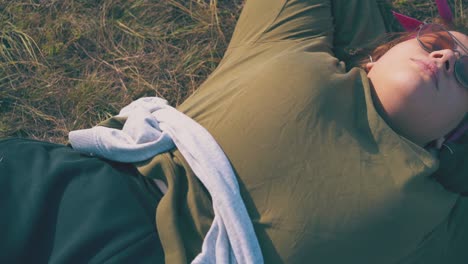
[226,0,397,60]
[332,0,400,61]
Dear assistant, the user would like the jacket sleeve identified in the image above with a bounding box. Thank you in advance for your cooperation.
[227,0,399,59]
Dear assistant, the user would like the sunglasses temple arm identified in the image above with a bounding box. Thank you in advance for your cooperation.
[449,32,468,55]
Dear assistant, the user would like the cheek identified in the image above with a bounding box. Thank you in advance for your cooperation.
[436,94,468,134]
[447,85,468,113]
[460,90,468,112]
[389,71,422,91]
[373,55,420,86]
[376,68,426,101]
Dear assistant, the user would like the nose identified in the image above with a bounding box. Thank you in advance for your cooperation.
[429,49,458,74]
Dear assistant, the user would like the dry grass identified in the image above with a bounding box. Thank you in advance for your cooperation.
[0,0,466,143]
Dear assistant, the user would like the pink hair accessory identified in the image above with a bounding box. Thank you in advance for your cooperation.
[436,0,453,24]
[392,0,454,32]
[392,11,424,31]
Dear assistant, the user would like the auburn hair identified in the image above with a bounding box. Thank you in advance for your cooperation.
[350,17,467,71]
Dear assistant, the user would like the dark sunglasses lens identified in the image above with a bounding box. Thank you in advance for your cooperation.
[419,24,454,52]
[455,56,468,88]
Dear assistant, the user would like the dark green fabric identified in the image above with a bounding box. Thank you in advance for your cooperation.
[130,0,467,263]
[433,134,468,195]
[0,138,164,263]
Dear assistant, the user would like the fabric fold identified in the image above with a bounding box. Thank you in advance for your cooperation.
[69,97,263,264]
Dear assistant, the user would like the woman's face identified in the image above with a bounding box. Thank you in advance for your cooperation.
[367,31,468,146]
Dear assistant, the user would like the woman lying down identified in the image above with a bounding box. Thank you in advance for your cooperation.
[1,0,468,263]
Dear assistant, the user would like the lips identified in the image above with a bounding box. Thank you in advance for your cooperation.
[411,58,439,88]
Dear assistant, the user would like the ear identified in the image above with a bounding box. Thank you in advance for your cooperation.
[365,62,375,72]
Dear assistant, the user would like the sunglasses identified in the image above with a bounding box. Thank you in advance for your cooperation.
[416,23,468,88]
